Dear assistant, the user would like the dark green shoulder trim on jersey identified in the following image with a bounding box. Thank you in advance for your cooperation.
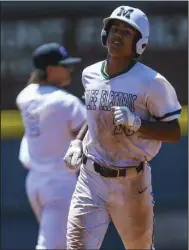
[100,60,137,80]
[152,109,182,121]
[101,61,109,79]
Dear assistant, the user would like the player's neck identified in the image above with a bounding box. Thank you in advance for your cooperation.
[38,81,54,87]
[38,80,66,89]
[105,55,134,76]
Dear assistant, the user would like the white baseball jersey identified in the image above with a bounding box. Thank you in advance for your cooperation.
[16,83,86,172]
[82,60,182,167]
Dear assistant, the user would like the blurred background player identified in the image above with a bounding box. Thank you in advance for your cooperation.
[16,43,86,249]
[64,5,182,250]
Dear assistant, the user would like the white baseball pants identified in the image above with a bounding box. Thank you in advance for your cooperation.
[67,159,155,249]
[26,169,77,250]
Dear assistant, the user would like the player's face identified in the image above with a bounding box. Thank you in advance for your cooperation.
[47,65,74,87]
[106,20,138,58]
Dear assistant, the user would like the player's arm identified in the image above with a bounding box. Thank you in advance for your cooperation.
[112,75,182,143]
[71,120,87,138]
[138,118,181,143]
[63,97,88,170]
[142,76,182,142]
[75,120,88,140]
[68,96,87,137]
[64,69,89,169]
[63,121,88,170]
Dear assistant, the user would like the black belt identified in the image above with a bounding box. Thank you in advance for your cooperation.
[82,155,144,178]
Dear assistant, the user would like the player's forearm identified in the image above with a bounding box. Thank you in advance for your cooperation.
[138,119,181,143]
[76,121,88,141]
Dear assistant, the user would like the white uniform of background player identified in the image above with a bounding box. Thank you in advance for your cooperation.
[16,43,86,249]
[64,6,182,250]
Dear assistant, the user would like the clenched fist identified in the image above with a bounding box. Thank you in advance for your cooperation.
[63,139,83,171]
[111,106,141,132]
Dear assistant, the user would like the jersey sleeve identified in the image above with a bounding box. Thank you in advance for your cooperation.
[81,67,89,102]
[68,97,87,133]
[81,68,87,89]
[146,74,182,122]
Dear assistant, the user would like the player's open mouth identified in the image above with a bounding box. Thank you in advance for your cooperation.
[111,39,123,47]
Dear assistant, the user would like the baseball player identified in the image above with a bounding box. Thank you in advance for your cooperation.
[16,43,86,249]
[64,5,182,250]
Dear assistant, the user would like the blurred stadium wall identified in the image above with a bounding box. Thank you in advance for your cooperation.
[1,1,188,250]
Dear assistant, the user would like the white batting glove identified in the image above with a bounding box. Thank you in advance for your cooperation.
[112,106,141,132]
[63,139,83,170]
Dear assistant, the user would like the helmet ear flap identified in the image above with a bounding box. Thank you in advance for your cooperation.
[101,21,113,47]
[101,29,108,47]
[136,37,148,55]
[101,29,107,36]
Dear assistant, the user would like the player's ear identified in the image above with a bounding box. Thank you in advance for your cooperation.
[46,65,53,73]
[46,66,56,79]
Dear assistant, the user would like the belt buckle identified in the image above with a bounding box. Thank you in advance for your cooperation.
[116,169,120,177]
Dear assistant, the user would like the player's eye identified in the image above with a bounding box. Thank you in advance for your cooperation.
[123,30,132,37]
[111,27,117,33]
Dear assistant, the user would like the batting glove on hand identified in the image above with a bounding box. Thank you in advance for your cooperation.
[63,139,83,171]
[112,106,141,132]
